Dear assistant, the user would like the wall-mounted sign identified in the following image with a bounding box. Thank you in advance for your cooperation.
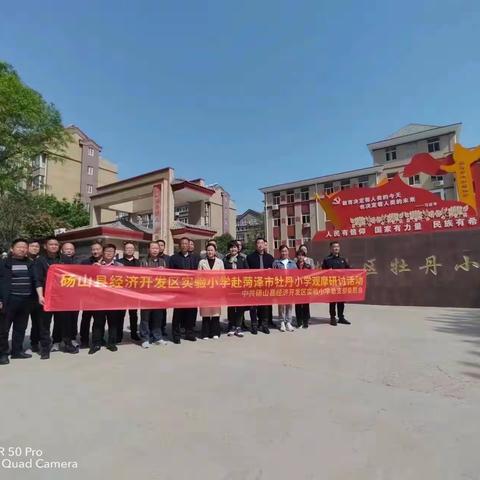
[313,143,480,241]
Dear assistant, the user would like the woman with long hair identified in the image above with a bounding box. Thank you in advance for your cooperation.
[198,243,224,339]
[295,249,311,328]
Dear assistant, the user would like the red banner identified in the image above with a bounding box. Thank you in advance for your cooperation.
[44,265,366,311]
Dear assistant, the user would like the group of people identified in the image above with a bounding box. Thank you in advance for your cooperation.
[0,235,351,365]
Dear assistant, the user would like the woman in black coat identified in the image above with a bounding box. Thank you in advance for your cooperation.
[223,241,249,337]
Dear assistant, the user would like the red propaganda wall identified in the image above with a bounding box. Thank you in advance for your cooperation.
[312,143,480,307]
[314,174,477,240]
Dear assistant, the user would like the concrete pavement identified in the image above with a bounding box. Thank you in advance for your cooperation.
[1,304,479,479]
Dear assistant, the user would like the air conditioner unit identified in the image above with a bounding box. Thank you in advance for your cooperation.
[303,223,310,228]
[272,204,279,210]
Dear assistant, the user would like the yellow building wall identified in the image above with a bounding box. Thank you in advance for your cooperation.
[45,157,82,201]
[99,210,117,223]
[42,131,83,200]
[98,158,118,187]
[60,131,83,161]
[228,208,237,237]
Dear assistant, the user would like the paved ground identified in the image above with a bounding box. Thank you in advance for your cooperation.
[1,304,480,480]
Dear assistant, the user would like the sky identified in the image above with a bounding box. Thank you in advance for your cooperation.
[2,0,480,212]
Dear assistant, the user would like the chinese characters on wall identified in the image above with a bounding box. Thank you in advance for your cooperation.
[363,255,479,276]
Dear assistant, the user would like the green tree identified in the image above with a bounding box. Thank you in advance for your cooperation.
[23,210,62,240]
[0,61,69,194]
[0,192,89,251]
[33,194,90,229]
[214,233,234,255]
[243,238,257,255]
[0,191,25,249]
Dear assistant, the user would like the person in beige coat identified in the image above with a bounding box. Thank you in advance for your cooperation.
[198,243,224,339]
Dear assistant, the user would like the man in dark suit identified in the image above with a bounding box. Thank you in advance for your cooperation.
[169,237,199,344]
[56,242,80,353]
[246,237,274,335]
[27,239,42,352]
[79,242,104,348]
[118,241,141,342]
[34,236,63,360]
[322,241,351,326]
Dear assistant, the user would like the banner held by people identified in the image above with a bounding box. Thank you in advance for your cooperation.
[44,265,366,312]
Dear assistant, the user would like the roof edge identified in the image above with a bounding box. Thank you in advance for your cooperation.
[367,122,462,149]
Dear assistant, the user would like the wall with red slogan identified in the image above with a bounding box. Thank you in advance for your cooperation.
[312,143,480,307]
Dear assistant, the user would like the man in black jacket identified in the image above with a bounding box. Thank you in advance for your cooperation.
[56,242,80,353]
[0,239,36,365]
[156,239,170,337]
[322,241,351,326]
[246,237,274,334]
[118,241,141,342]
[139,241,169,347]
[169,237,199,344]
[27,239,42,352]
[34,236,62,360]
[89,244,123,354]
[79,242,104,347]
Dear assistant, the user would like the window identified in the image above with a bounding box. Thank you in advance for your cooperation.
[431,189,445,200]
[288,237,296,248]
[87,166,94,176]
[273,218,280,227]
[32,175,45,190]
[358,175,369,188]
[431,175,444,183]
[302,214,310,224]
[87,184,94,194]
[32,154,46,169]
[88,147,95,157]
[302,237,311,244]
[274,239,280,250]
[287,216,295,226]
[387,172,396,182]
[286,190,294,203]
[341,179,350,190]
[385,146,397,162]
[408,175,420,186]
[273,192,280,205]
[175,205,190,223]
[427,137,440,153]
[300,187,309,201]
[324,182,334,195]
[204,203,210,226]
[143,213,152,226]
